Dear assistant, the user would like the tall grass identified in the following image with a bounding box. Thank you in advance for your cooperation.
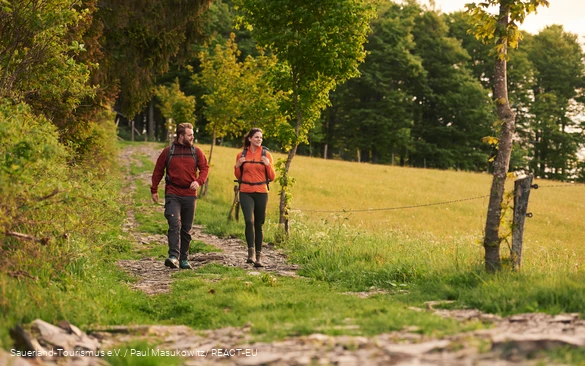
[197,144,585,268]
[192,143,585,315]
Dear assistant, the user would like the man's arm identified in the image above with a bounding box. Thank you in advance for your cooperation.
[195,147,210,185]
[151,148,168,202]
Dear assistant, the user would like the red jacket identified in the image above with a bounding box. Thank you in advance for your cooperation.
[234,147,276,193]
[151,142,209,197]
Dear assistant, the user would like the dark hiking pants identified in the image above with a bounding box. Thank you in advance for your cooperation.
[239,192,268,253]
[164,194,197,260]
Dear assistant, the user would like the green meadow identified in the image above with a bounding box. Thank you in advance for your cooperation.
[2,141,585,361]
[194,142,585,315]
[199,143,585,270]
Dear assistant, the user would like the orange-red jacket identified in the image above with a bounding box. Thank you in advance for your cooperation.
[234,147,276,193]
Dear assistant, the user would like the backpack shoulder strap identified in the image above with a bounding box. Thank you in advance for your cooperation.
[190,145,198,167]
[166,144,175,170]
[165,144,175,185]
[262,146,270,190]
[238,147,247,183]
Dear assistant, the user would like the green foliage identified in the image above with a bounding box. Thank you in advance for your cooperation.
[325,1,422,164]
[69,108,120,175]
[466,0,549,56]
[235,0,375,225]
[235,0,375,148]
[0,98,123,282]
[527,25,585,180]
[195,33,285,142]
[195,34,246,141]
[0,0,95,113]
[200,0,257,58]
[89,0,213,117]
[155,78,196,139]
[0,100,68,238]
[325,2,495,169]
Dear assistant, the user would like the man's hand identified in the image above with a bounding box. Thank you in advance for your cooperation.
[152,193,159,203]
[190,181,200,191]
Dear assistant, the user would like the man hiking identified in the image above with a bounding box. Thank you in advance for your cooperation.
[151,123,209,269]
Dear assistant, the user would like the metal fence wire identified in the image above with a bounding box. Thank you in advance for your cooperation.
[292,181,585,214]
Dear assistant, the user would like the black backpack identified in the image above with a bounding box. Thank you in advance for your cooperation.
[165,144,199,189]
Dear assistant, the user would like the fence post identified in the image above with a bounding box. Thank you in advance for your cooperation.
[511,173,533,270]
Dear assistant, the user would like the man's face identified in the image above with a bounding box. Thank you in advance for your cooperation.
[179,128,194,146]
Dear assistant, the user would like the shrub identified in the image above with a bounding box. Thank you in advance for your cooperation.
[0,99,122,279]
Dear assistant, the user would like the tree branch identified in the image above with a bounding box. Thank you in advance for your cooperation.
[5,231,50,245]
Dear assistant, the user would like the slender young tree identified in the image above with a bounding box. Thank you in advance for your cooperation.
[467,0,548,272]
[195,33,284,168]
[235,0,375,230]
[195,34,244,166]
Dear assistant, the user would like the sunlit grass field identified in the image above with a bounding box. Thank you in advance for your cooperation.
[184,142,585,319]
[195,142,585,274]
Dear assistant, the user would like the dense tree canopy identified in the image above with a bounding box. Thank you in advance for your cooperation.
[3,0,582,183]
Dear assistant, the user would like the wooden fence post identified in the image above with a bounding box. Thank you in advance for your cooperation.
[511,173,534,270]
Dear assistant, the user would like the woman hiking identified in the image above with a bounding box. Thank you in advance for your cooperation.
[234,128,276,267]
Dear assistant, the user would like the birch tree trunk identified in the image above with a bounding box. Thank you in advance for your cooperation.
[483,2,516,272]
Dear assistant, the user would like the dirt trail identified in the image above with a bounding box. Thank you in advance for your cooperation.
[104,143,585,365]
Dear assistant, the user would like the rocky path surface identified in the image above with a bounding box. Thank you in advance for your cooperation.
[5,143,584,366]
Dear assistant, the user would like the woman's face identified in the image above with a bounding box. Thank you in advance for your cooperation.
[249,132,263,147]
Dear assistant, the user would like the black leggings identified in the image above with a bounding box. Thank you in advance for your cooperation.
[239,192,268,253]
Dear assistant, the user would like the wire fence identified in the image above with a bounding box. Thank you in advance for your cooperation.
[293,194,490,213]
[292,181,585,214]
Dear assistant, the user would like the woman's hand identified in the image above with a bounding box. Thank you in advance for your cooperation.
[235,156,246,168]
[261,156,270,166]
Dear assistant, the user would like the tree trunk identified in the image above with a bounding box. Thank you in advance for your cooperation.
[200,128,215,197]
[279,146,298,231]
[483,3,516,272]
[208,128,216,166]
[148,99,155,141]
[279,71,302,232]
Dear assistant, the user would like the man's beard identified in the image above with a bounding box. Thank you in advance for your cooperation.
[182,139,193,147]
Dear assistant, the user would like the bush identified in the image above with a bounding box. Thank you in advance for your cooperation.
[0,99,122,279]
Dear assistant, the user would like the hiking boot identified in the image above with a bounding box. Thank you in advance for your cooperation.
[179,259,192,270]
[164,256,179,269]
[254,252,264,267]
[246,248,256,264]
